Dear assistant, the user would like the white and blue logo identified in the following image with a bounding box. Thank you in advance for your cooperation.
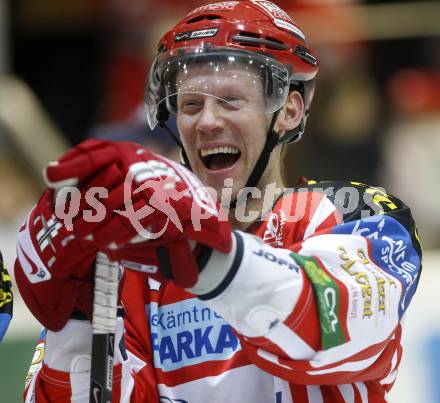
[147,298,241,372]
[332,215,421,318]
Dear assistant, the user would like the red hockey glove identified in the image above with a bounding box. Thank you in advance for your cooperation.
[44,139,232,288]
[14,190,99,331]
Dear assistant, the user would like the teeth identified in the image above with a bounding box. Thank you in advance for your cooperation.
[201,146,240,157]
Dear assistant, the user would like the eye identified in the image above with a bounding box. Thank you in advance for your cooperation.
[220,96,243,109]
[180,99,202,114]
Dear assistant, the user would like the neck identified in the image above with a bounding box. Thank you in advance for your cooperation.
[228,172,284,231]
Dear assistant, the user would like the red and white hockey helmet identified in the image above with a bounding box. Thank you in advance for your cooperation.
[146,0,318,144]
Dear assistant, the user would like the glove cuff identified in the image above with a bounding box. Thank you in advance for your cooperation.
[187,232,242,297]
[188,231,304,338]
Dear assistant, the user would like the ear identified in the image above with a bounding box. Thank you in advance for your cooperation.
[274,90,304,133]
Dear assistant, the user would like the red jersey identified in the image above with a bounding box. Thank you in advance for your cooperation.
[20,181,422,403]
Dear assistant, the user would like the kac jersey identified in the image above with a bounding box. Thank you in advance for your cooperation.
[22,181,422,403]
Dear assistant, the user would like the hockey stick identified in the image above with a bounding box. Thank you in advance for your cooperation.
[89,252,120,403]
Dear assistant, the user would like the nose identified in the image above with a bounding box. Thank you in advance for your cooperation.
[196,97,223,135]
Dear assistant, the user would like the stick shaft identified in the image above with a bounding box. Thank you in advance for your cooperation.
[89,252,119,403]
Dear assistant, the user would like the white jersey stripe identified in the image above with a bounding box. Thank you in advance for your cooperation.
[355,382,368,403]
[338,384,355,403]
[120,364,135,403]
[266,323,315,360]
[274,377,294,403]
[379,347,398,386]
[307,351,382,375]
[380,368,398,386]
[307,385,324,403]
[120,350,147,403]
[303,196,336,239]
[256,348,292,370]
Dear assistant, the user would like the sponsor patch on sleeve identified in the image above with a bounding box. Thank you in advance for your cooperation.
[147,299,241,372]
[290,253,348,350]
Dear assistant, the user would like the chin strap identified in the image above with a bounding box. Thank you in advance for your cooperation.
[229,111,280,208]
[229,112,305,208]
[243,113,280,186]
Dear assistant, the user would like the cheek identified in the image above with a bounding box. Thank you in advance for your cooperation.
[177,115,194,148]
[240,113,269,151]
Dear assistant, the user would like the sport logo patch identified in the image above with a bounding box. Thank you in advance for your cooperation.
[250,0,306,40]
[17,215,52,284]
[175,28,219,42]
[17,244,51,283]
[263,211,286,247]
[251,0,293,22]
[187,2,239,16]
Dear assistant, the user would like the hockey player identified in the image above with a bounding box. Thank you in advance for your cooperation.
[15,1,422,402]
[0,251,13,342]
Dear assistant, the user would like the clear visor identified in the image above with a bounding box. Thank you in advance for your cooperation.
[146,46,290,129]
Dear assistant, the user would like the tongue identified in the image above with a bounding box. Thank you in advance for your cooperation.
[208,153,239,171]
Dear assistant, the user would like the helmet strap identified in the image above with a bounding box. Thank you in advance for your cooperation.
[158,116,193,168]
[230,110,280,208]
[277,118,305,144]
[158,119,183,149]
[179,146,192,170]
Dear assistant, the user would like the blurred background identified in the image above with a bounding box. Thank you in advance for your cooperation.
[0,0,439,401]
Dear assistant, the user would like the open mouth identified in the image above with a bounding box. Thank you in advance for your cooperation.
[200,146,241,171]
